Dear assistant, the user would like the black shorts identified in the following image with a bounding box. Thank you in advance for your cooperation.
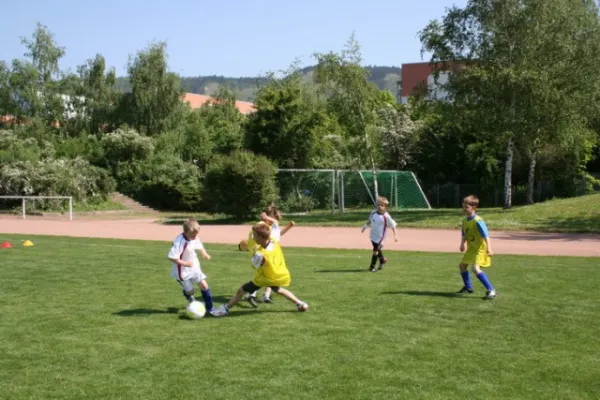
[241,281,281,293]
[371,241,383,251]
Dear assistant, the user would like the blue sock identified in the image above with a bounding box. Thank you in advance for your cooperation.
[476,272,494,291]
[201,288,214,312]
[460,271,472,289]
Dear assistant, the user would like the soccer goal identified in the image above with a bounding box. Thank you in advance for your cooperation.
[0,196,74,220]
[275,169,431,213]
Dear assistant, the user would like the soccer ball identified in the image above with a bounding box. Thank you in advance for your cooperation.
[186,301,206,319]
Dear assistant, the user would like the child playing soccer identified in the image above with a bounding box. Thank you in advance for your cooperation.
[212,222,308,317]
[167,219,216,313]
[239,204,295,306]
[456,195,497,300]
[361,196,398,272]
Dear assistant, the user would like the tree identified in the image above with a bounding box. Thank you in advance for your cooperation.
[8,23,66,125]
[313,34,389,197]
[245,67,333,168]
[126,42,183,135]
[419,0,600,208]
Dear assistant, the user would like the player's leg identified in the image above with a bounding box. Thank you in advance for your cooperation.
[369,241,379,272]
[377,243,387,270]
[272,287,308,311]
[261,286,273,303]
[457,263,473,294]
[471,264,496,299]
[212,282,261,317]
[179,279,196,302]
[197,279,214,312]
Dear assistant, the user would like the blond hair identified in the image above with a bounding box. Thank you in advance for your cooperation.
[252,221,272,240]
[463,195,480,208]
[377,196,389,206]
[182,218,200,234]
[265,203,281,219]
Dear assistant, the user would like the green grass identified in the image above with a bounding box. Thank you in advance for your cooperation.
[1,235,599,399]
[158,193,600,233]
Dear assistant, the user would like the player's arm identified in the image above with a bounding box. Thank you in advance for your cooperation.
[260,212,278,225]
[460,223,466,252]
[251,253,265,269]
[361,213,372,232]
[167,244,193,267]
[477,220,494,256]
[387,213,399,241]
[198,248,211,260]
[280,221,296,236]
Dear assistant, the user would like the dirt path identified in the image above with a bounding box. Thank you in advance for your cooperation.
[1,217,599,257]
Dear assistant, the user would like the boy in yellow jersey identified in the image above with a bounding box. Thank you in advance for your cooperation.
[213,222,308,316]
[238,204,295,306]
[457,195,497,300]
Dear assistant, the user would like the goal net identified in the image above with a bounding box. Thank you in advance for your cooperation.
[275,169,430,213]
[0,196,74,220]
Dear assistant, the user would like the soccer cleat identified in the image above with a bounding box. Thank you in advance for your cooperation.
[484,290,497,300]
[369,266,377,272]
[261,295,273,304]
[210,304,229,317]
[378,257,388,270]
[246,295,259,308]
[457,287,474,294]
[296,301,309,312]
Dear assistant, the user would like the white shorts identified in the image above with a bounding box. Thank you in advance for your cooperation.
[171,266,207,292]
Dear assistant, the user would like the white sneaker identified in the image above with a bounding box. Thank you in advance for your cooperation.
[484,290,497,300]
[210,304,229,317]
[296,301,309,312]
[261,295,273,304]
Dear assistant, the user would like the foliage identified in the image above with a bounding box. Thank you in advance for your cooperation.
[203,150,278,218]
[0,157,115,208]
[245,69,335,168]
[99,128,155,170]
[377,103,421,170]
[126,42,184,135]
[115,152,203,211]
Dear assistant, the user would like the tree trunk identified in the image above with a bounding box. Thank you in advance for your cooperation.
[503,138,514,209]
[526,153,536,205]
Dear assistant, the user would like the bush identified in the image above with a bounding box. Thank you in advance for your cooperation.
[204,150,278,219]
[0,158,116,210]
[115,153,203,210]
[100,128,154,170]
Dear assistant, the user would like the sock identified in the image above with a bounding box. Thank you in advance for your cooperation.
[378,250,385,263]
[370,254,378,268]
[476,272,494,291]
[182,290,195,302]
[460,271,472,289]
[250,290,258,298]
[201,288,214,312]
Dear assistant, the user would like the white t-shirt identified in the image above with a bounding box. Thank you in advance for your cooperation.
[269,223,281,241]
[168,233,204,280]
[368,210,397,244]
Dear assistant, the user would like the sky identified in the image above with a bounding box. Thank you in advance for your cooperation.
[1,0,467,78]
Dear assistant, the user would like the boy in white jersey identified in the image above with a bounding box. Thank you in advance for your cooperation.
[361,196,398,272]
[167,219,216,314]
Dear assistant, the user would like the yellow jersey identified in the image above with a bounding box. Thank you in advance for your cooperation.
[251,240,291,287]
[460,214,491,267]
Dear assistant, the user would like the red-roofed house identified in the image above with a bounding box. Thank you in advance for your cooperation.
[182,93,256,115]
[400,61,461,104]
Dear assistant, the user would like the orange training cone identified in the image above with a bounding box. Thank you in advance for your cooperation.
[1,241,13,248]
[23,240,34,247]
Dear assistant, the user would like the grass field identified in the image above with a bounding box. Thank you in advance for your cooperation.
[159,193,600,233]
[1,234,599,399]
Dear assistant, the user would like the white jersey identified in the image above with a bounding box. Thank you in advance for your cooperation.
[270,223,281,241]
[368,210,397,244]
[168,233,205,281]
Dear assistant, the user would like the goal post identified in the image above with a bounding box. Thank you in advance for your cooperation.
[0,196,74,220]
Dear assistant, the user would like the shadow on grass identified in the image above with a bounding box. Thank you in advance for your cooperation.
[315,269,367,273]
[380,290,479,299]
[113,307,181,316]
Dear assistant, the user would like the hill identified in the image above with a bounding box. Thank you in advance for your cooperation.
[116,65,400,102]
